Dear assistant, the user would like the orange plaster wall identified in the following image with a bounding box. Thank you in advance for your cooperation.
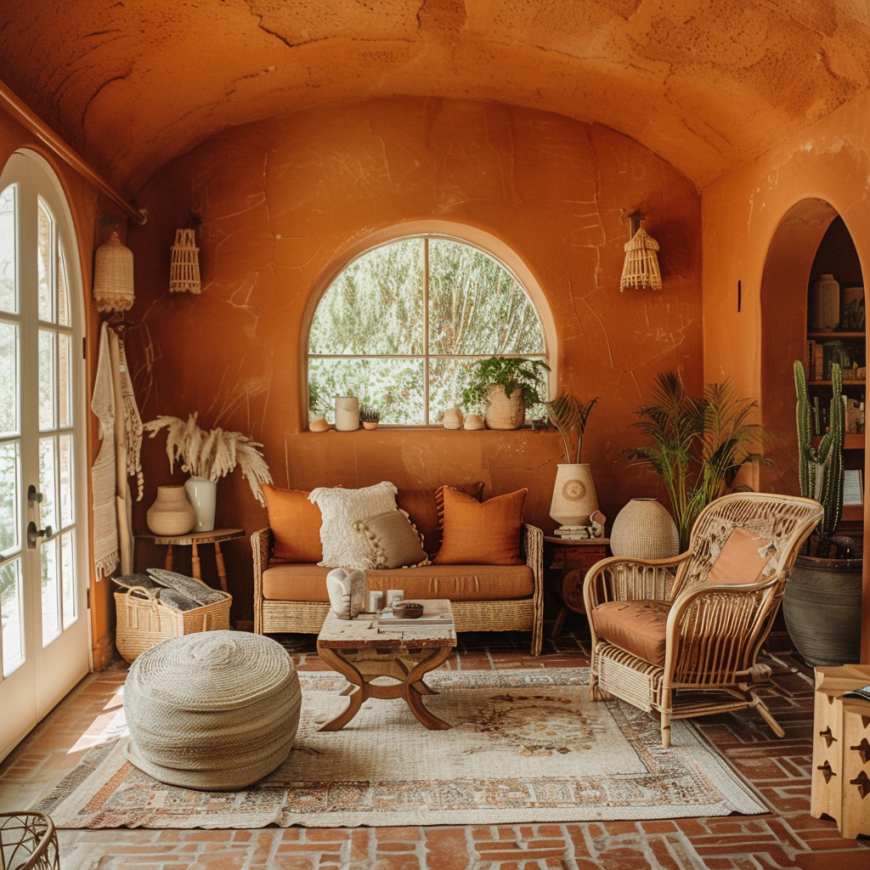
[702,90,870,661]
[0,108,117,669]
[125,97,703,625]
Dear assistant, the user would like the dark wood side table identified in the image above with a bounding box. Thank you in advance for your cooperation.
[544,536,610,638]
[135,528,244,593]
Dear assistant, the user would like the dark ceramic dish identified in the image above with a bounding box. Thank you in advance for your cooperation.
[391,601,424,619]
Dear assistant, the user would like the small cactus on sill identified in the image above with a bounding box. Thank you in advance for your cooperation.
[794,360,844,545]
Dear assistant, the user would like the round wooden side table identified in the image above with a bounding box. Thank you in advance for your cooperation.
[135,528,244,592]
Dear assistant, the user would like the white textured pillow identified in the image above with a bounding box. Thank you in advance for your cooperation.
[309,481,399,568]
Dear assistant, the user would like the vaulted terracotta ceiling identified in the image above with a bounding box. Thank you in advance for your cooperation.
[2,0,869,195]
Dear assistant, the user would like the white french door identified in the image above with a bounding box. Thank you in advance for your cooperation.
[0,151,89,762]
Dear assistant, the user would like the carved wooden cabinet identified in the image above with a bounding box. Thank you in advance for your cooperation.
[544,536,609,637]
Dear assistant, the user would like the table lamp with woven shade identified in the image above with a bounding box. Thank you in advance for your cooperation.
[93,231,134,313]
[550,463,599,530]
[169,228,201,294]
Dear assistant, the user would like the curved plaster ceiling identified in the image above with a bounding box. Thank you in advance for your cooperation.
[1,0,869,194]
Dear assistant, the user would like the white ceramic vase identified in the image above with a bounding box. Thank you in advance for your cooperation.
[610,498,679,559]
[146,485,196,536]
[335,396,360,431]
[549,464,599,527]
[184,476,217,532]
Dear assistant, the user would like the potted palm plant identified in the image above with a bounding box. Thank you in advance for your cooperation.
[461,356,550,430]
[546,392,601,529]
[625,371,771,553]
[782,361,861,666]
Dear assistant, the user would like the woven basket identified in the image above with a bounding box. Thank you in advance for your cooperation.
[114,587,231,663]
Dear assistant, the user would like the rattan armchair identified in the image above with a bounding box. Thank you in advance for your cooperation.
[583,492,824,747]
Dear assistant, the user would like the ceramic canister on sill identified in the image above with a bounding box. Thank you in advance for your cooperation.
[335,396,360,431]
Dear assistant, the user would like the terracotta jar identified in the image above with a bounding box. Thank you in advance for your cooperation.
[146,486,196,536]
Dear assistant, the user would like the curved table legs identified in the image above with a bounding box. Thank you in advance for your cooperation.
[316,643,453,731]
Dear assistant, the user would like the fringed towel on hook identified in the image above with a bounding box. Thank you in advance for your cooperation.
[91,323,119,579]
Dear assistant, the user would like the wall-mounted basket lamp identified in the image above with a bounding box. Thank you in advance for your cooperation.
[620,210,662,292]
[93,230,134,313]
[169,228,201,294]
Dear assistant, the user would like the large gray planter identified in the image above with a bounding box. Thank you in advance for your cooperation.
[782,553,862,666]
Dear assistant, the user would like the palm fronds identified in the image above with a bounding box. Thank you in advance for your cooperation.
[625,372,772,551]
[546,392,599,463]
[143,413,273,505]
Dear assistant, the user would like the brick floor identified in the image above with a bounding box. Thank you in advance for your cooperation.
[1,624,868,869]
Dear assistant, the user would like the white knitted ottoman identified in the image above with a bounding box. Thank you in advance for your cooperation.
[124,630,301,790]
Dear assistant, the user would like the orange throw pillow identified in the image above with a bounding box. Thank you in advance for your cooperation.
[706,526,774,586]
[262,485,324,563]
[433,487,527,566]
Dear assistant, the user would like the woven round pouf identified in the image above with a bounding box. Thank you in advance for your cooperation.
[124,630,301,790]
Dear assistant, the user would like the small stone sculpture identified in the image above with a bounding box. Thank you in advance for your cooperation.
[325,567,369,619]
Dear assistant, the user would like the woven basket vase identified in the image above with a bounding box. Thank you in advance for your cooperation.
[610,498,679,559]
[146,485,196,536]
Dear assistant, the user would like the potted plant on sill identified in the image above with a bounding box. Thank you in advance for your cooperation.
[624,371,772,554]
[782,361,862,666]
[546,392,601,530]
[461,356,550,430]
[359,404,381,430]
[308,384,331,432]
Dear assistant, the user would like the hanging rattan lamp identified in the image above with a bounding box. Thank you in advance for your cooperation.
[93,231,135,313]
[169,228,201,294]
[620,211,662,292]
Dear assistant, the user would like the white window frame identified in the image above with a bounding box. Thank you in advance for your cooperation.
[306,232,553,428]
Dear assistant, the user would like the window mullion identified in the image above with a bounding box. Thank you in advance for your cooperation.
[423,237,430,426]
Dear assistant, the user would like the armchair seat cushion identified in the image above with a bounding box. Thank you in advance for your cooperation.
[590,599,672,666]
[262,563,534,603]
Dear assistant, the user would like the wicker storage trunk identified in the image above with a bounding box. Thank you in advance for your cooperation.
[114,588,232,663]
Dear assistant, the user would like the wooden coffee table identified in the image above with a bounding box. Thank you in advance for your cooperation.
[316,600,457,732]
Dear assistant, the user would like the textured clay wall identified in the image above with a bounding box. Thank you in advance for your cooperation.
[126,97,703,625]
[702,89,870,660]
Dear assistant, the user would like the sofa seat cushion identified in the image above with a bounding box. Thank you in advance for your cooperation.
[590,600,672,667]
[262,563,534,603]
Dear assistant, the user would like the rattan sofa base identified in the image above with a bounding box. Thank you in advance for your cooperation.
[253,525,544,655]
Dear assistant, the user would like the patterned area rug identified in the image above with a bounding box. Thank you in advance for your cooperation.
[36,668,765,828]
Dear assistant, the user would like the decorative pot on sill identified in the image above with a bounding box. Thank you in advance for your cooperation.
[334,397,360,431]
[550,464,599,528]
[610,498,679,559]
[443,406,464,430]
[484,386,524,430]
[184,476,217,532]
[146,486,196,536]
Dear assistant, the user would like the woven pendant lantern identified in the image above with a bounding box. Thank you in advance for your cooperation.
[620,212,662,292]
[93,231,134,313]
[169,228,201,294]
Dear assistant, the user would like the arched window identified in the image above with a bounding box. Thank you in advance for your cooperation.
[308,236,548,426]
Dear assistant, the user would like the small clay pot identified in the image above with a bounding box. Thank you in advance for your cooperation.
[363,421,379,430]
[391,601,423,619]
[309,416,330,432]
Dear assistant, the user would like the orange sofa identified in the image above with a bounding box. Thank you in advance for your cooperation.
[251,485,544,654]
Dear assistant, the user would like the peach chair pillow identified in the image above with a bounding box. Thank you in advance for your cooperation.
[262,485,324,564]
[706,526,775,585]
[433,487,527,566]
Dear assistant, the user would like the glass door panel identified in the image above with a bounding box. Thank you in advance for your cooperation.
[0,152,88,763]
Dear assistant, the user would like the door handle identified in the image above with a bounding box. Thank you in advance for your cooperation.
[27,521,53,549]
[27,484,44,504]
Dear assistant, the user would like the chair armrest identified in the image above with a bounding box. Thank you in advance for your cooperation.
[523,523,544,656]
[251,527,273,635]
[663,577,780,683]
[582,552,690,613]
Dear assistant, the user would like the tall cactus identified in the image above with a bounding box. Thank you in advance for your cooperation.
[794,360,844,543]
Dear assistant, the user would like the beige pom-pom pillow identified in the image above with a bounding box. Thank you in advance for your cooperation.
[309,481,398,569]
[355,510,430,569]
